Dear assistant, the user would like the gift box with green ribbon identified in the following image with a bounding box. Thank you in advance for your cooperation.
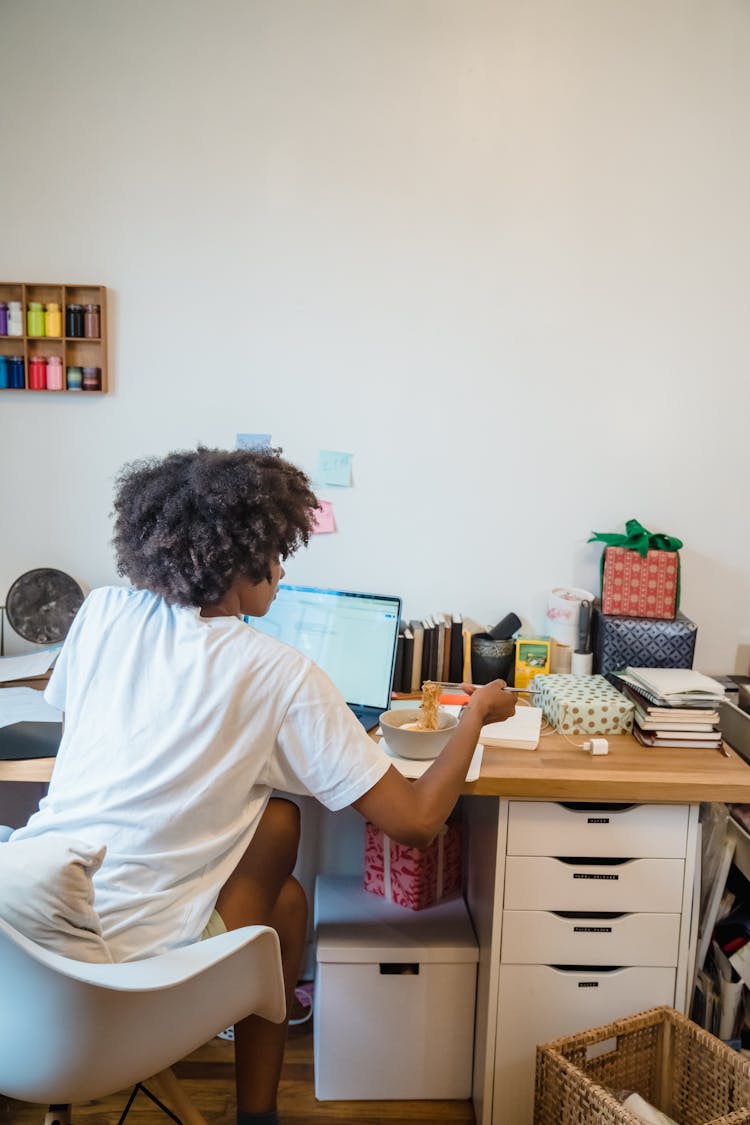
[589,519,682,621]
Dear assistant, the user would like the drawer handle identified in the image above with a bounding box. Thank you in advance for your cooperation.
[559,802,635,813]
[379,963,420,975]
[559,857,629,866]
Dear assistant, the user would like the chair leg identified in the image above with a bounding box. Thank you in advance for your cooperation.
[44,1108,72,1125]
[150,1069,208,1125]
[117,1082,184,1125]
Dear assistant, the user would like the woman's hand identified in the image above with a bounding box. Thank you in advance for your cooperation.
[460,680,516,725]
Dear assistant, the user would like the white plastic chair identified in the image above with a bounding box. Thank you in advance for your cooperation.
[0,911,286,1124]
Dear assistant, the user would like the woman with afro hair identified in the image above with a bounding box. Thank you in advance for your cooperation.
[12,446,515,1125]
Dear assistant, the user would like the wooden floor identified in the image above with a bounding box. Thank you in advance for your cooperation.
[0,1020,476,1124]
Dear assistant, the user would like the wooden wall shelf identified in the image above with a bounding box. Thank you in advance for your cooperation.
[0,282,108,394]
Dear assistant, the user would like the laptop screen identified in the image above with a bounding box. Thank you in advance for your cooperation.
[247,584,402,709]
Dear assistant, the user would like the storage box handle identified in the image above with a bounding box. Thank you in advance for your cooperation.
[379,963,420,975]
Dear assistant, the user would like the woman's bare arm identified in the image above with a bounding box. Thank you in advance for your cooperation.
[352,681,515,848]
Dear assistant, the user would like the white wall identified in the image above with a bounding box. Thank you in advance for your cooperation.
[1,0,749,671]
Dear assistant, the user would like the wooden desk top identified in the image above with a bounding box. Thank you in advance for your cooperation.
[467,731,750,803]
[2,730,749,803]
[0,676,55,783]
[0,758,57,783]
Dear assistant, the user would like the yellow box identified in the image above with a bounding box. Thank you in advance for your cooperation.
[514,637,551,689]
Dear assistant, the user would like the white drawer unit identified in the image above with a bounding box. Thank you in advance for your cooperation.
[314,876,478,1101]
[464,799,700,1125]
[500,909,681,967]
[504,856,685,913]
[506,801,689,858]
[494,964,677,1125]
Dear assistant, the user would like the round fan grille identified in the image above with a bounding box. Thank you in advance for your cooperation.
[5,568,85,645]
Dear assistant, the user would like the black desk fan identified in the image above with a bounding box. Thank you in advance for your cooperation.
[0,568,85,655]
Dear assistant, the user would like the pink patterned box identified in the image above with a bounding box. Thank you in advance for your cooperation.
[363,821,462,911]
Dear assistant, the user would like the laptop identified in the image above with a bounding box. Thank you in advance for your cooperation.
[247,584,402,731]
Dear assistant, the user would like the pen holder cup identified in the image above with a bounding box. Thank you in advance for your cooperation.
[471,635,515,685]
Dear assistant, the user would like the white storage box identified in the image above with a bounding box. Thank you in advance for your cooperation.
[314,875,478,1101]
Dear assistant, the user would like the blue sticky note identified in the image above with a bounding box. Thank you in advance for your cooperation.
[316,449,352,487]
[236,433,272,451]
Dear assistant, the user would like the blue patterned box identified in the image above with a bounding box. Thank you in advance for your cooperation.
[594,610,697,676]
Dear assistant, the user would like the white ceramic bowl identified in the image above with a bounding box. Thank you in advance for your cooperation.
[379,708,459,761]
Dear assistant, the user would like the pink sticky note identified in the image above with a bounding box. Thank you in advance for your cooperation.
[312,500,336,535]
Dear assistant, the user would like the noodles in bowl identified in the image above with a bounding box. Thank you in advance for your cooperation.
[379,706,458,761]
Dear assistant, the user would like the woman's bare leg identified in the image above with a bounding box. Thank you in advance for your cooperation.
[215,797,308,1115]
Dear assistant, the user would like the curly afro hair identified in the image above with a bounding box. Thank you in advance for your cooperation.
[112,446,318,606]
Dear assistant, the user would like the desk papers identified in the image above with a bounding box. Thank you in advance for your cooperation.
[0,687,62,728]
[0,648,60,684]
[379,740,484,782]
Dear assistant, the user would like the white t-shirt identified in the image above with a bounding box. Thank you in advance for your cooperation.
[13,586,391,961]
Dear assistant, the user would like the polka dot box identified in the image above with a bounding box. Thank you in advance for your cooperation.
[531,673,635,736]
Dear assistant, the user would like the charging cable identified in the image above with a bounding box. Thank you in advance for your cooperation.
[540,704,609,754]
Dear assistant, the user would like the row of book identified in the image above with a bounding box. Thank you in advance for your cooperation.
[393,615,487,694]
[611,668,725,749]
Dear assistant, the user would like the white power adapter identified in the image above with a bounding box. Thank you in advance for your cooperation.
[584,737,609,755]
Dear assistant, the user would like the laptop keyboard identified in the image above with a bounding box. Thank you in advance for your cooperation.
[348,704,382,732]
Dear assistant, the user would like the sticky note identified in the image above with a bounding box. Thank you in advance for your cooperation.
[316,449,352,487]
[311,500,336,535]
[236,433,272,450]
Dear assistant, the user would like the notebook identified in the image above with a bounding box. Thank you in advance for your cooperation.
[247,584,402,731]
[625,668,726,703]
[479,706,543,750]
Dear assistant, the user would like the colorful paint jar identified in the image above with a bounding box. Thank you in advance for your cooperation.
[8,356,25,388]
[7,302,22,336]
[0,303,7,336]
[65,304,84,337]
[46,355,63,390]
[84,304,100,338]
[45,302,62,337]
[28,355,47,389]
[27,302,44,337]
[66,365,83,390]
[82,365,101,391]
[0,356,8,388]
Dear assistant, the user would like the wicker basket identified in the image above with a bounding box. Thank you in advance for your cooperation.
[535,1006,750,1125]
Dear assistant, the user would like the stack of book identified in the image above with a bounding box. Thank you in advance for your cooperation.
[393,614,488,694]
[612,667,725,749]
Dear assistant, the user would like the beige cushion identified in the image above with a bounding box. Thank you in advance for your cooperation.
[0,835,112,963]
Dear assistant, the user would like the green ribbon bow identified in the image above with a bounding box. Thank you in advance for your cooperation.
[588,519,683,559]
[589,519,682,612]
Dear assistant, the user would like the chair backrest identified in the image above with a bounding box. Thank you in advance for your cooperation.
[0,914,285,1103]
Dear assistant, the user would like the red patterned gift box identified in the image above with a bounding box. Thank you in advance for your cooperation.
[363,821,462,911]
[601,545,678,620]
